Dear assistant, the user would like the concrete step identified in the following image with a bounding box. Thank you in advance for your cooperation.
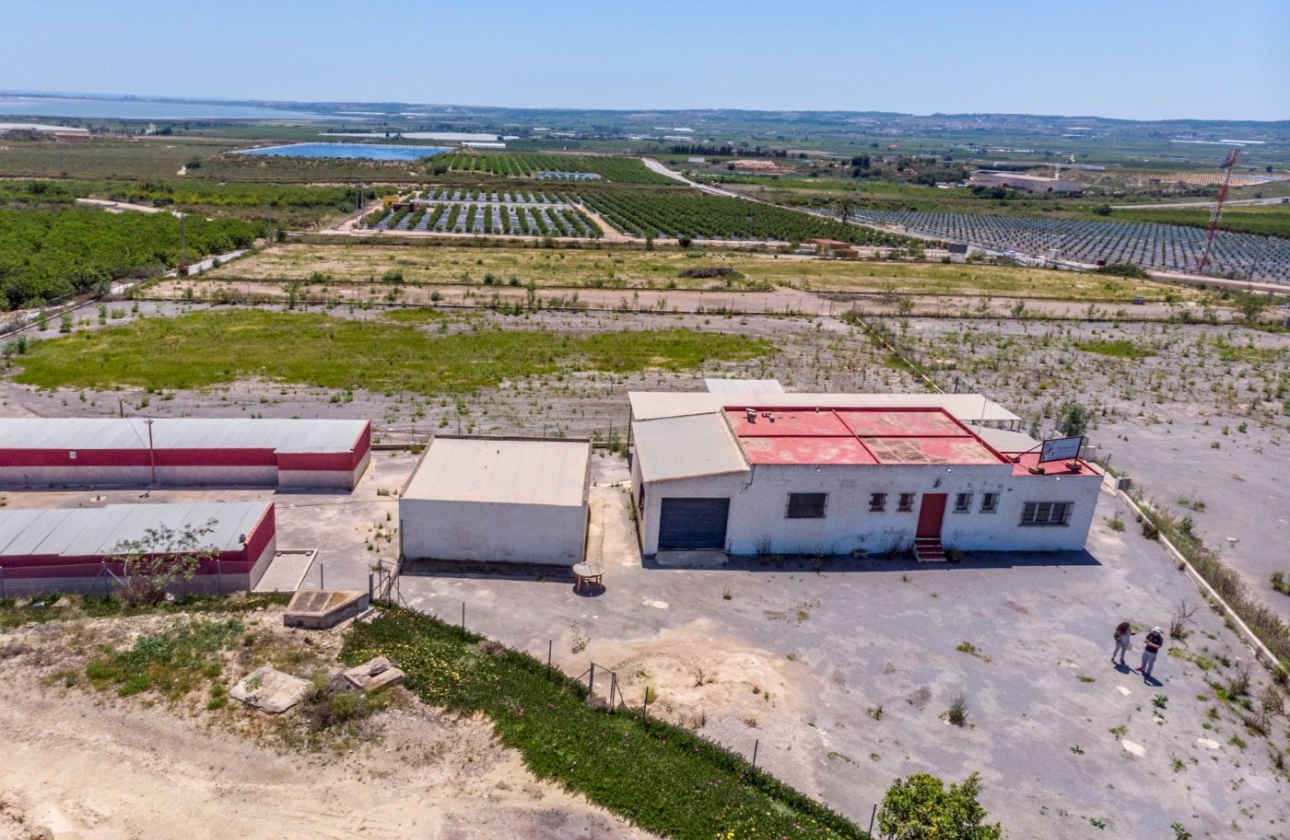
[914,537,946,563]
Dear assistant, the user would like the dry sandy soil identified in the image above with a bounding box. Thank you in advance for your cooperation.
[0,607,651,840]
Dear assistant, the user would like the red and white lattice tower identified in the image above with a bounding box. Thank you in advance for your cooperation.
[1195,147,1240,274]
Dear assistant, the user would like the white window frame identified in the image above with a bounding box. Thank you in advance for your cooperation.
[1020,501,1073,526]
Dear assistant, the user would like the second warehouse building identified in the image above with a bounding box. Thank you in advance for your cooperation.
[400,437,591,565]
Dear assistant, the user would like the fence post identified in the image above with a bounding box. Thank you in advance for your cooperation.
[643,694,649,729]
[868,804,877,837]
[100,561,109,598]
[0,567,5,602]
[547,640,552,679]
[319,562,325,590]
[215,559,222,597]
[368,572,374,601]
[752,739,759,771]
[588,663,595,696]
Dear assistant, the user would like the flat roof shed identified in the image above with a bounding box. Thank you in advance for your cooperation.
[0,418,371,489]
[0,501,277,596]
[400,437,591,565]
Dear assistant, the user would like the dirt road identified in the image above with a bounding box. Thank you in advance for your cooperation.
[0,612,651,840]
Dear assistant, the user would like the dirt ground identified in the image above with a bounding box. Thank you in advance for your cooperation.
[0,608,651,840]
[891,316,1290,621]
[3,294,1289,838]
[395,461,1290,840]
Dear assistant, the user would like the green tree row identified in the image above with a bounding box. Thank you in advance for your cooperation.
[579,191,924,246]
[428,153,676,185]
[0,207,265,310]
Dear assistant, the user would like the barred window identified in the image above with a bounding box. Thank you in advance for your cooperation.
[787,493,828,519]
[898,493,917,512]
[869,492,887,512]
[1020,501,1072,526]
[981,493,999,514]
[953,492,973,514]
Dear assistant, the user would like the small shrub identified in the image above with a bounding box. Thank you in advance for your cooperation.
[946,693,969,727]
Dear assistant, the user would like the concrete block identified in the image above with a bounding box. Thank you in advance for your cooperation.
[343,656,406,692]
[230,666,310,714]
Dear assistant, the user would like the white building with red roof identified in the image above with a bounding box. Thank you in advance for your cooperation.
[628,391,1102,560]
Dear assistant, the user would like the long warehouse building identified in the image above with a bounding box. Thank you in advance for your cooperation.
[0,500,276,596]
[0,418,371,489]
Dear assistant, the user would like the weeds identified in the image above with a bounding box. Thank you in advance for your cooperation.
[342,605,865,839]
[85,617,244,699]
[946,693,970,727]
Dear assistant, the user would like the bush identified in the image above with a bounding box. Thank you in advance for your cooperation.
[1094,263,1150,279]
[878,772,1001,839]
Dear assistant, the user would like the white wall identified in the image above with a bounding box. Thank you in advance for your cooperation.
[0,455,369,490]
[635,462,1102,556]
[401,498,588,565]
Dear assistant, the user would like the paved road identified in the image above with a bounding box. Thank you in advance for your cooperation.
[1111,197,1289,210]
[641,158,747,199]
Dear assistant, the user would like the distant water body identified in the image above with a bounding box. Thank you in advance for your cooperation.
[234,143,449,161]
[0,95,333,121]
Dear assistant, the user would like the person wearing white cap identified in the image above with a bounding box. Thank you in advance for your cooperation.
[1136,626,1165,681]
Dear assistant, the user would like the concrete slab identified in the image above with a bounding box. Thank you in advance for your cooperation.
[283,590,369,629]
[230,667,309,714]
[253,549,317,592]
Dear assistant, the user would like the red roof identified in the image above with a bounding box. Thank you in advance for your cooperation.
[725,406,1009,467]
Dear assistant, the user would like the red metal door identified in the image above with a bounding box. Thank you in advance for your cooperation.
[917,494,947,538]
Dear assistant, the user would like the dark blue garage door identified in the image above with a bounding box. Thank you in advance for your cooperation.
[658,498,730,550]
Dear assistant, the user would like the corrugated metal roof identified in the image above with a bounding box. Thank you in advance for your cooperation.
[0,419,366,454]
[404,438,589,507]
[975,427,1041,454]
[633,414,749,482]
[0,501,270,559]
[704,378,785,394]
[629,392,1020,425]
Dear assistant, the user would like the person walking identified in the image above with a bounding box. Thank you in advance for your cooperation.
[1136,626,1164,681]
[1112,621,1134,666]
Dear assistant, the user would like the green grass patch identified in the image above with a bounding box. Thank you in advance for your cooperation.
[84,617,244,699]
[0,591,290,631]
[13,310,773,392]
[1073,339,1156,360]
[1104,206,1290,240]
[342,606,863,840]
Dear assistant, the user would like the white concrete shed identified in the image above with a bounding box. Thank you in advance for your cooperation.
[399,437,591,565]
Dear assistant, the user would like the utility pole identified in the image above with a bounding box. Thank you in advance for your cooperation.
[144,419,156,485]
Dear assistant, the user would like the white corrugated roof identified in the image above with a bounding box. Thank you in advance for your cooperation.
[974,427,1040,454]
[704,378,785,394]
[0,419,367,454]
[0,501,271,559]
[633,413,749,482]
[629,392,1020,425]
[404,438,589,507]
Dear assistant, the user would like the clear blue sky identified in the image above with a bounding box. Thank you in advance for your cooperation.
[2,0,1286,120]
